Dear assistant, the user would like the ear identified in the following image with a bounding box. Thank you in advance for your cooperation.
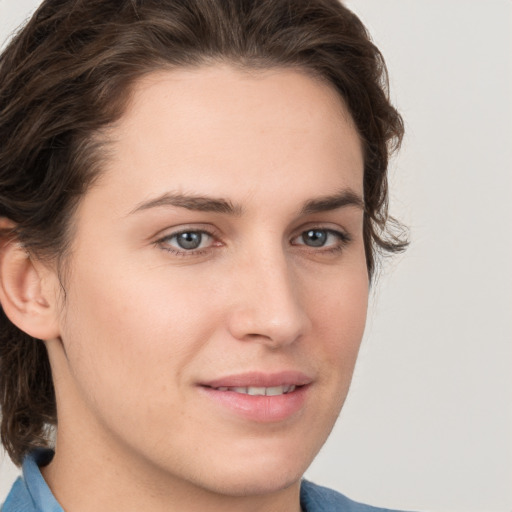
[0,218,61,340]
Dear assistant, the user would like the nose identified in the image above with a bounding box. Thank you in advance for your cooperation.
[226,250,310,348]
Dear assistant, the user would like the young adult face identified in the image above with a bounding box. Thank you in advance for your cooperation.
[41,65,368,510]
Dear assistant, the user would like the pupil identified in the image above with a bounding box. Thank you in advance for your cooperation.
[177,232,202,250]
[304,229,327,247]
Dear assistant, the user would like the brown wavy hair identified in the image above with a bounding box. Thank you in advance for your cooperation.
[0,0,406,465]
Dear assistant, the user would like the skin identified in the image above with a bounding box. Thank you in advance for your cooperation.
[32,65,368,512]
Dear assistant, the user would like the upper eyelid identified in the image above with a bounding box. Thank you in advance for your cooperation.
[162,228,215,238]
[291,228,350,245]
[154,224,220,240]
[156,228,350,255]
[154,223,350,240]
[156,229,217,247]
[291,223,350,238]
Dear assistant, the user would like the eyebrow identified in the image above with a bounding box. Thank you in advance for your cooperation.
[130,193,244,216]
[129,189,364,216]
[299,189,365,215]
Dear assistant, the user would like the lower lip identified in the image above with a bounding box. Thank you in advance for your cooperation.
[199,385,309,423]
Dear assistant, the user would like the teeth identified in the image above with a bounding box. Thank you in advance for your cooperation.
[247,386,266,396]
[215,385,297,396]
[265,386,284,396]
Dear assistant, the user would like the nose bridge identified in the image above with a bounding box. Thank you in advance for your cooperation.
[227,243,308,346]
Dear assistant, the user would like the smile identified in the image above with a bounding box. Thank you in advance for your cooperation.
[200,377,310,422]
[212,385,297,396]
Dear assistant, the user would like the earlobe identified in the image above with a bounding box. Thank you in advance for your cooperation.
[0,218,60,340]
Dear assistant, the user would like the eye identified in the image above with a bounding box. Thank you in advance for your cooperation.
[158,229,216,253]
[292,228,350,249]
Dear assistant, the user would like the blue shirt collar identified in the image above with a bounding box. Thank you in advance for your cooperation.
[23,449,63,512]
[2,449,64,512]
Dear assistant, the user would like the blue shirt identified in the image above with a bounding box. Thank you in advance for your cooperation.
[2,450,410,512]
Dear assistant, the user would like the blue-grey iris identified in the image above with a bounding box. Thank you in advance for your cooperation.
[303,229,327,247]
[177,232,202,250]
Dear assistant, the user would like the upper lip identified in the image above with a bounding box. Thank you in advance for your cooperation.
[201,371,313,389]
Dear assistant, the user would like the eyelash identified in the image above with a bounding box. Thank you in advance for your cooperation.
[155,226,352,258]
[292,228,352,254]
[156,228,220,257]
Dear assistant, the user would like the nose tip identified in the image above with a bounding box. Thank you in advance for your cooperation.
[226,262,310,348]
[228,307,305,348]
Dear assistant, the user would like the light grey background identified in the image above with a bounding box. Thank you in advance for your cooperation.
[1,1,511,511]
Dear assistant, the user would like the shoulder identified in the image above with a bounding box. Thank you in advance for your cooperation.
[300,480,414,512]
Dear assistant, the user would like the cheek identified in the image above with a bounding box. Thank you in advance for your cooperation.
[309,265,369,377]
[59,261,217,403]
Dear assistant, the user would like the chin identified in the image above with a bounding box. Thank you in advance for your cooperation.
[198,465,304,498]
[188,439,317,498]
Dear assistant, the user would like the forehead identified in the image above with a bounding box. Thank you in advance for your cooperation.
[127,64,357,129]
[88,65,364,215]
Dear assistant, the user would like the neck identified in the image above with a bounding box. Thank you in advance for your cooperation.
[41,429,302,512]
